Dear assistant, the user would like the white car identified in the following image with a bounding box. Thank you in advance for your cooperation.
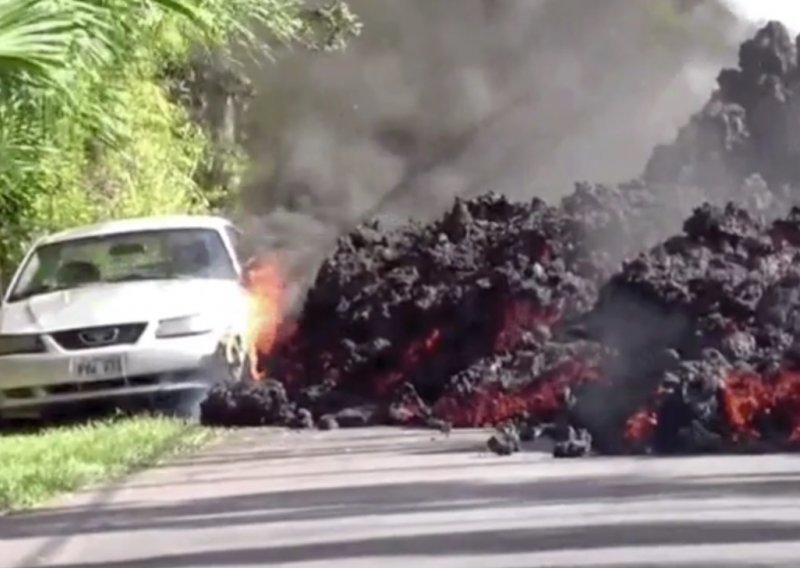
[0,215,254,420]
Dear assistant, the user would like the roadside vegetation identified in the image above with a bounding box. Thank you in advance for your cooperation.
[0,416,213,511]
[0,0,360,506]
[0,0,360,280]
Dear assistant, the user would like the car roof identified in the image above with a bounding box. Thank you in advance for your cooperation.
[37,215,235,246]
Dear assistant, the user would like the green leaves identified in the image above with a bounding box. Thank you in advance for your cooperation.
[0,0,360,276]
[0,0,76,81]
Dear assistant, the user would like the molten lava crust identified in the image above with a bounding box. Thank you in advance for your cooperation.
[202,22,800,457]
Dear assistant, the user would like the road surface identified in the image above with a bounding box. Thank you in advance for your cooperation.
[1,427,800,567]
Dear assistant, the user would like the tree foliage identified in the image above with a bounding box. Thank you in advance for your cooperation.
[0,0,360,279]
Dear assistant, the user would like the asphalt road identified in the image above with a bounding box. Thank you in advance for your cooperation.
[2,427,800,567]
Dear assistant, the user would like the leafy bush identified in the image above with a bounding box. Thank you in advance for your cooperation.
[0,0,361,281]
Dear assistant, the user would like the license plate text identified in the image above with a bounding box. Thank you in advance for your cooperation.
[71,356,125,379]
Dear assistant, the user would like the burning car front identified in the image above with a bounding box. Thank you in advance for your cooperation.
[0,283,247,414]
[0,217,252,419]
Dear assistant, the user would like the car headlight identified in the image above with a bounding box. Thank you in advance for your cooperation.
[0,334,45,356]
[155,314,215,338]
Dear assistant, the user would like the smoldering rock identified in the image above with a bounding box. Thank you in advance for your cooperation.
[235,198,800,454]
[720,330,756,361]
[585,203,800,452]
[552,427,592,458]
[586,203,775,359]
[487,423,521,456]
[211,22,800,457]
[317,414,340,430]
[269,191,613,429]
[334,405,379,428]
[388,383,433,425]
[218,199,800,454]
[289,407,315,430]
[201,380,295,427]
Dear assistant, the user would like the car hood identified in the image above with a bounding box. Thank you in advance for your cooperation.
[0,279,246,334]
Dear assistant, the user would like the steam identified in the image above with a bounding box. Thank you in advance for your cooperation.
[237,0,754,306]
[722,1,800,32]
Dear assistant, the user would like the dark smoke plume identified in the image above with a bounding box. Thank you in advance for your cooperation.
[202,14,800,458]
[237,0,754,308]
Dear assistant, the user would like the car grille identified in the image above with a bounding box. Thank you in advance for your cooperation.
[50,323,147,351]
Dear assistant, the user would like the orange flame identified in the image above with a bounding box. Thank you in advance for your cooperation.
[243,257,285,380]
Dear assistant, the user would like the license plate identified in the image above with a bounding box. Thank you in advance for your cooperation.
[70,355,126,380]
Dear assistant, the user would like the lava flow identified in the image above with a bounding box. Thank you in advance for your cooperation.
[202,22,800,458]
[208,196,800,456]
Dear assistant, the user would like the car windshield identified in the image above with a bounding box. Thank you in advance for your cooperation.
[6,228,237,302]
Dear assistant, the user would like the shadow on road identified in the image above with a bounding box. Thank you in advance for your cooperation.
[20,519,800,567]
[2,435,800,567]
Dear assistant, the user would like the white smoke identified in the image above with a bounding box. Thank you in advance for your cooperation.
[722,0,800,32]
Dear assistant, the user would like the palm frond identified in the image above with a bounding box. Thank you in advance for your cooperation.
[0,0,77,79]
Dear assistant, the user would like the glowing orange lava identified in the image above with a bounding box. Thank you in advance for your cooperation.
[432,358,602,427]
[624,409,657,445]
[373,328,442,397]
[243,257,286,380]
[622,367,800,449]
[720,370,770,440]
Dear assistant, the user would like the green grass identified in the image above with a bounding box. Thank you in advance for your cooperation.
[0,416,214,511]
